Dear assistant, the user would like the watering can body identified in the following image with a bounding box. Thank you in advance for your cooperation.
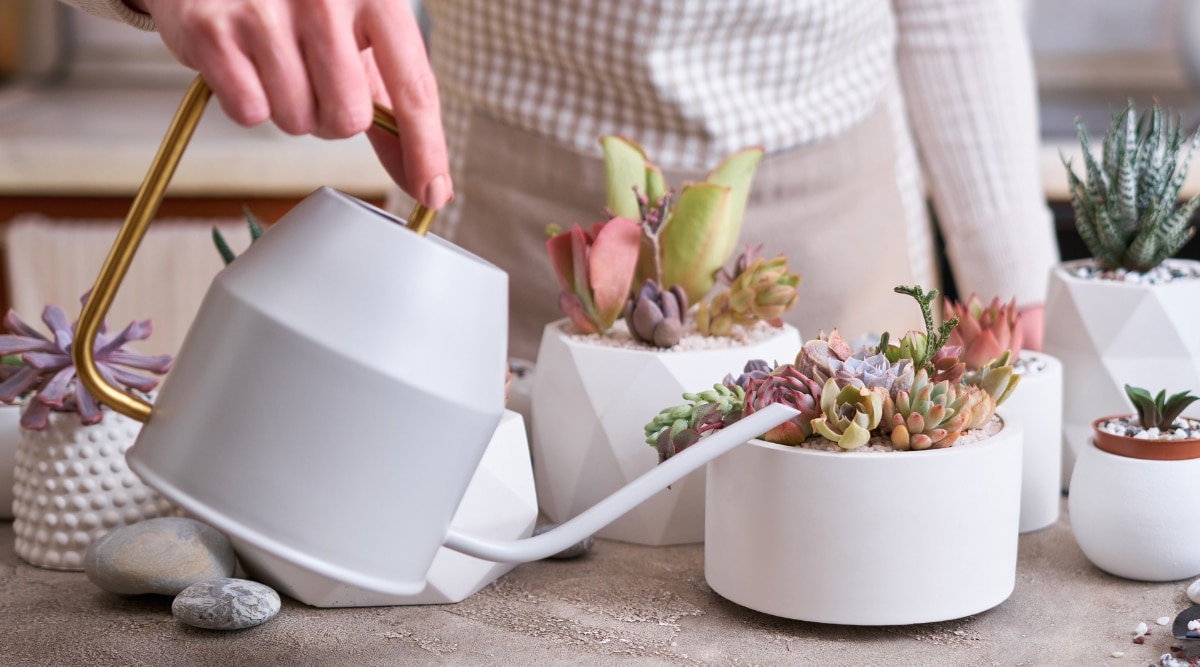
[74,76,800,602]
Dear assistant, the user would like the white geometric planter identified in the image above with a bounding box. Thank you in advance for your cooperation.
[705,417,1023,625]
[1068,438,1200,582]
[1044,259,1200,488]
[531,320,801,545]
[235,410,537,607]
[1006,351,1064,533]
[12,407,176,570]
[0,403,21,519]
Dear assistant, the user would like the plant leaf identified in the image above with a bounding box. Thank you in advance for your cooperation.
[600,136,651,220]
[659,182,732,303]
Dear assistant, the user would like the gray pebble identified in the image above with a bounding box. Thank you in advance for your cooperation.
[533,524,595,559]
[84,517,236,596]
[1189,578,1200,604]
[172,578,281,630]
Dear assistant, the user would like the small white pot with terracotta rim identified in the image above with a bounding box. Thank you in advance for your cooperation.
[1004,351,1063,533]
[531,319,801,546]
[1068,415,1200,582]
[704,415,1023,625]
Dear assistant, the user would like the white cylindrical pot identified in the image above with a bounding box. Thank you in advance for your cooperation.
[1004,351,1063,533]
[705,418,1023,625]
[1068,439,1200,582]
[531,320,801,546]
[12,407,176,570]
[1044,259,1200,488]
[235,410,538,607]
[0,403,22,519]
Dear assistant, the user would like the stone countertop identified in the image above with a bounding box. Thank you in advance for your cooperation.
[1,498,1196,666]
[0,83,392,199]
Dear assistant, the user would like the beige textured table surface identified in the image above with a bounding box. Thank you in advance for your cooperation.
[1,498,1196,667]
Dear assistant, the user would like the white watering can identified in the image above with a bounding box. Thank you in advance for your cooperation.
[74,77,798,598]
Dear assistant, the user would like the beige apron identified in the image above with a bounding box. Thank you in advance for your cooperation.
[450,106,932,361]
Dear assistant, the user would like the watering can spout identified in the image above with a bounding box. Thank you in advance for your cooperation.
[442,404,798,563]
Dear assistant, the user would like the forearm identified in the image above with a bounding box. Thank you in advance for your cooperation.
[894,0,1059,309]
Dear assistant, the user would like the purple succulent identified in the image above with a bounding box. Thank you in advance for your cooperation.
[723,358,774,391]
[0,301,173,430]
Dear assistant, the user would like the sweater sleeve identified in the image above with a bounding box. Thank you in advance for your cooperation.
[59,0,155,31]
[893,0,1059,308]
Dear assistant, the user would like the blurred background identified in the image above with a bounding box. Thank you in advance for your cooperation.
[0,0,1197,353]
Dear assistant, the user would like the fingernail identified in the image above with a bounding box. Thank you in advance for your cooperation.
[424,175,453,209]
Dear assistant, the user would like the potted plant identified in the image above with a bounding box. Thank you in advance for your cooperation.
[2,296,175,570]
[646,285,1024,624]
[531,136,803,546]
[1068,384,1200,582]
[1045,102,1200,485]
[945,294,1063,533]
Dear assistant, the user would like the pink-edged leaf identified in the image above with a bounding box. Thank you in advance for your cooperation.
[0,366,41,402]
[20,399,51,430]
[100,363,160,392]
[0,334,57,356]
[21,352,70,371]
[587,216,642,330]
[106,350,173,374]
[37,366,76,408]
[3,310,48,341]
[559,291,599,334]
[546,225,582,294]
[963,331,1004,369]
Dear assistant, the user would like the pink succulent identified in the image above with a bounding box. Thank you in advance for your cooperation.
[944,294,1024,371]
[546,216,642,334]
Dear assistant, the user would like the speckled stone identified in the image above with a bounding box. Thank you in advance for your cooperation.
[533,523,595,559]
[84,517,235,596]
[172,578,281,630]
[1189,578,1200,604]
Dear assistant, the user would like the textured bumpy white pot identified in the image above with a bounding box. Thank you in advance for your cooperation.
[1068,437,1200,582]
[235,410,538,607]
[531,320,801,546]
[0,403,22,519]
[12,406,176,570]
[1044,259,1200,488]
[1004,351,1064,533]
[705,416,1023,625]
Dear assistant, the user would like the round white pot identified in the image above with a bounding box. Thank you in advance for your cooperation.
[1068,438,1200,582]
[705,417,1023,625]
[531,319,801,546]
[234,410,538,606]
[0,403,22,519]
[1044,259,1200,488]
[1006,351,1064,533]
[12,406,176,570]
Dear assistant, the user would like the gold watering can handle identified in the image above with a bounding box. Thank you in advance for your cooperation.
[73,75,435,422]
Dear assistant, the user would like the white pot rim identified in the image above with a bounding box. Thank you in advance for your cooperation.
[741,417,1011,461]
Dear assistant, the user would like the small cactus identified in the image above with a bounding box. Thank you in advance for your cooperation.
[809,378,885,450]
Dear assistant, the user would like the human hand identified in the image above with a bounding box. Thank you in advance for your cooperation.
[1018,304,1044,352]
[130,0,452,208]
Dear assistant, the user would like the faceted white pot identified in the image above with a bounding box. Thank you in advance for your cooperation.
[234,410,537,607]
[1068,438,1200,582]
[12,407,176,570]
[0,403,21,519]
[1006,351,1064,533]
[531,320,801,545]
[705,417,1023,625]
[1044,259,1200,488]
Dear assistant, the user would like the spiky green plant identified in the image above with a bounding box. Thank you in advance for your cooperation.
[1124,384,1200,431]
[1062,102,1200,271]
[644,383,745,462]
[212,206,265,266]
[880,285,958,376]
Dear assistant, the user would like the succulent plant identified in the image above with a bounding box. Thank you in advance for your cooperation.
[958,351,1021,430]
[930,345,967,387]
[723,358,774,390]
[601,135,763,305]
[546,217,643,334]
[829,349,915,395]
[882,369,969,451]
[695,250,800,336]
[944,294,1024,371]
[1062,102,1200,271]
[741,364,823,445]
[644,383,745,462]
[1124,384,1200,431]
[0,299,173,430]
[880,285,959,376]
[809,377,885,450]
[794,329,853,384]
[212,206,265,265]
[624,279,688,348]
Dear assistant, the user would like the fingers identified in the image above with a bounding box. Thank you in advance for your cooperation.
[298,2,374,139]
[362,3,452,208]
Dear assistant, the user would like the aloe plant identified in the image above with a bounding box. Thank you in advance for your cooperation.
[1124,384,1200,431]
[212,206,265,265]
[1062,102,1200,271]
[546,217,642,334]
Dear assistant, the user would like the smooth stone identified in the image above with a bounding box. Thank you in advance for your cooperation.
[172,578,281,630]
[1189,578,1200,604]
[84,517,236,596]
[533,523,595,560]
